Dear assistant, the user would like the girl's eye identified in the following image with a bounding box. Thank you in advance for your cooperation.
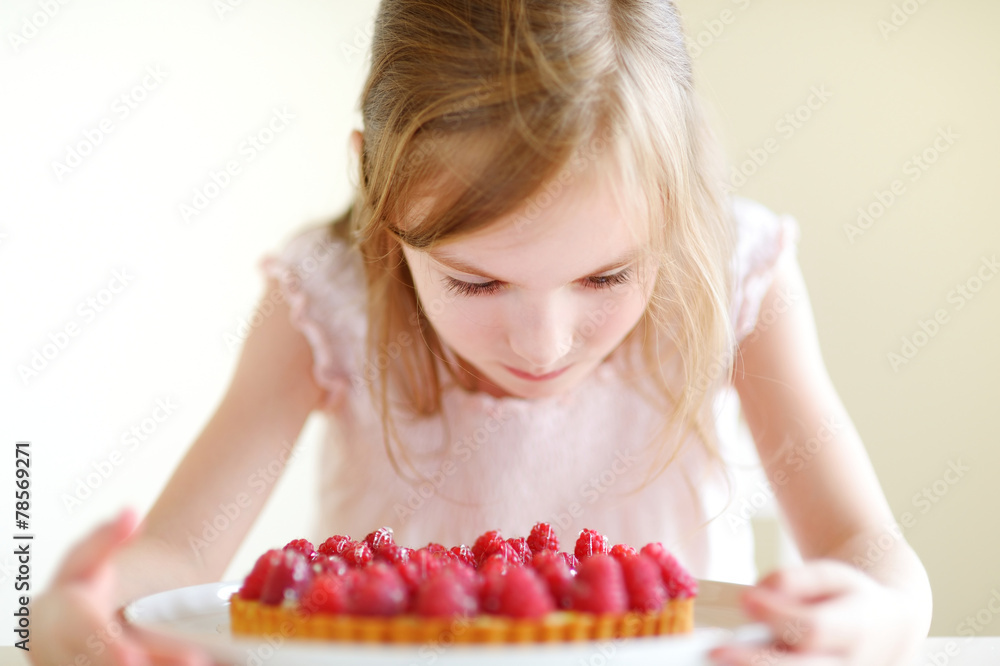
[442,278,505,297]
[583,267,633,291]
[442,267,633,297]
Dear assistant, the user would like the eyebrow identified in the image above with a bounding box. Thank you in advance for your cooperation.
[428,248,641,285]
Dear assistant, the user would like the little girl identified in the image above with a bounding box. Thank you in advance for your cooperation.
[33,1,932,665]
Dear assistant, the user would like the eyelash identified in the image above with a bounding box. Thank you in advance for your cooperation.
[442,267,634,297]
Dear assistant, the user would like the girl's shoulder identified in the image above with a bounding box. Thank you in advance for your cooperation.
[262,224,360,282]
[731,195,800,258]
[259,223,366,410]
[729,196,802,343]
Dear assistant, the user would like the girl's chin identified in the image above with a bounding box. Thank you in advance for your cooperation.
[481,370,579,400]
[455,356,582,399]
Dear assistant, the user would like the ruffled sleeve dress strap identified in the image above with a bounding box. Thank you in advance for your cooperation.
[729,196,802,344]
[258,225,367,412]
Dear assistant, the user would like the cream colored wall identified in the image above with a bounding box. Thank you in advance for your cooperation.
[674,0,1000,636]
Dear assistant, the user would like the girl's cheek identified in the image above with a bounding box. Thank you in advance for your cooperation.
[424,290,498,339]
[413,274,471,321]
[604,292,648,339]
[573,299,633,351]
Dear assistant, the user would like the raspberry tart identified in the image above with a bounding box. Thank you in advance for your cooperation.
[229,523,696,643]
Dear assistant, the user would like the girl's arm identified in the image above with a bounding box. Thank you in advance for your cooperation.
[724,255,932,663]
[31,277,326,666]
[112,275,326,606]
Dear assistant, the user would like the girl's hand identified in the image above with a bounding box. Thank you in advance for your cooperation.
[30,507,214,666]
[710,559,926,666]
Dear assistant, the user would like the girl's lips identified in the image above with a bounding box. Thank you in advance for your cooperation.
[504,364,571,381]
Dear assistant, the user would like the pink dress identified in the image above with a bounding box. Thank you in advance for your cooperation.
[260,196,800,584]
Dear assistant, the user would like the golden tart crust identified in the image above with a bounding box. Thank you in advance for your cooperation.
[229,592,694,644]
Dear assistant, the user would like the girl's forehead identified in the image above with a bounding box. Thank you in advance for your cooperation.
[405,166,651,286]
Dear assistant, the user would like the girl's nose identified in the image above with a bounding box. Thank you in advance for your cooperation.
[508,297,575,371]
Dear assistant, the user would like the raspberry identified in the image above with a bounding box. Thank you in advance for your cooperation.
[506,537,532,565]
[351,562,408,616]
[364,527,395,554]
[483,540,519,565]
[449,545,476,568]
[311,554,348,578]
[527,522,559,554]
[498,566,555,618]
[260,549,314,605]
[410,548,444,576]
[300,573,352,614]
[531,550,575,610]
[478,568,507,614]
[472,530,505,565]
[395,561,423,597]
[342,540,373,568]
[574,529,610,561]
[375,544,412,565]
[238,549,283,600]
[317,535,352,557]
[640,543,698,599]
[284,538,318,561]
[423,542,449,557]
[396,548,443,596]
[442,561,480,591]
[609,544,637,562]
[621,554,667,612]
[530,549,559,568]
[479,552,511,578]
[559,552,580,571]
[414,569,479,618]
[571,554,627,613]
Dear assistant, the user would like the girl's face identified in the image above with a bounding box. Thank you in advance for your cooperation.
[400,167,657,400]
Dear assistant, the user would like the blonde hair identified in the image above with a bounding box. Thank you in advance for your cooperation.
[329,0,739,526]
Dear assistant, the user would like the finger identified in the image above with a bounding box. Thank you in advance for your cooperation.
[710,642,843,666]
[742,586,859,654]
[56,507,142,584]
[69,600,148,666]
[145,642,214,666]
[128,626,215,666]
[109,639,152,666]
[91,627,211,666]
[147,645,212,666]
[755,560,863,602]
